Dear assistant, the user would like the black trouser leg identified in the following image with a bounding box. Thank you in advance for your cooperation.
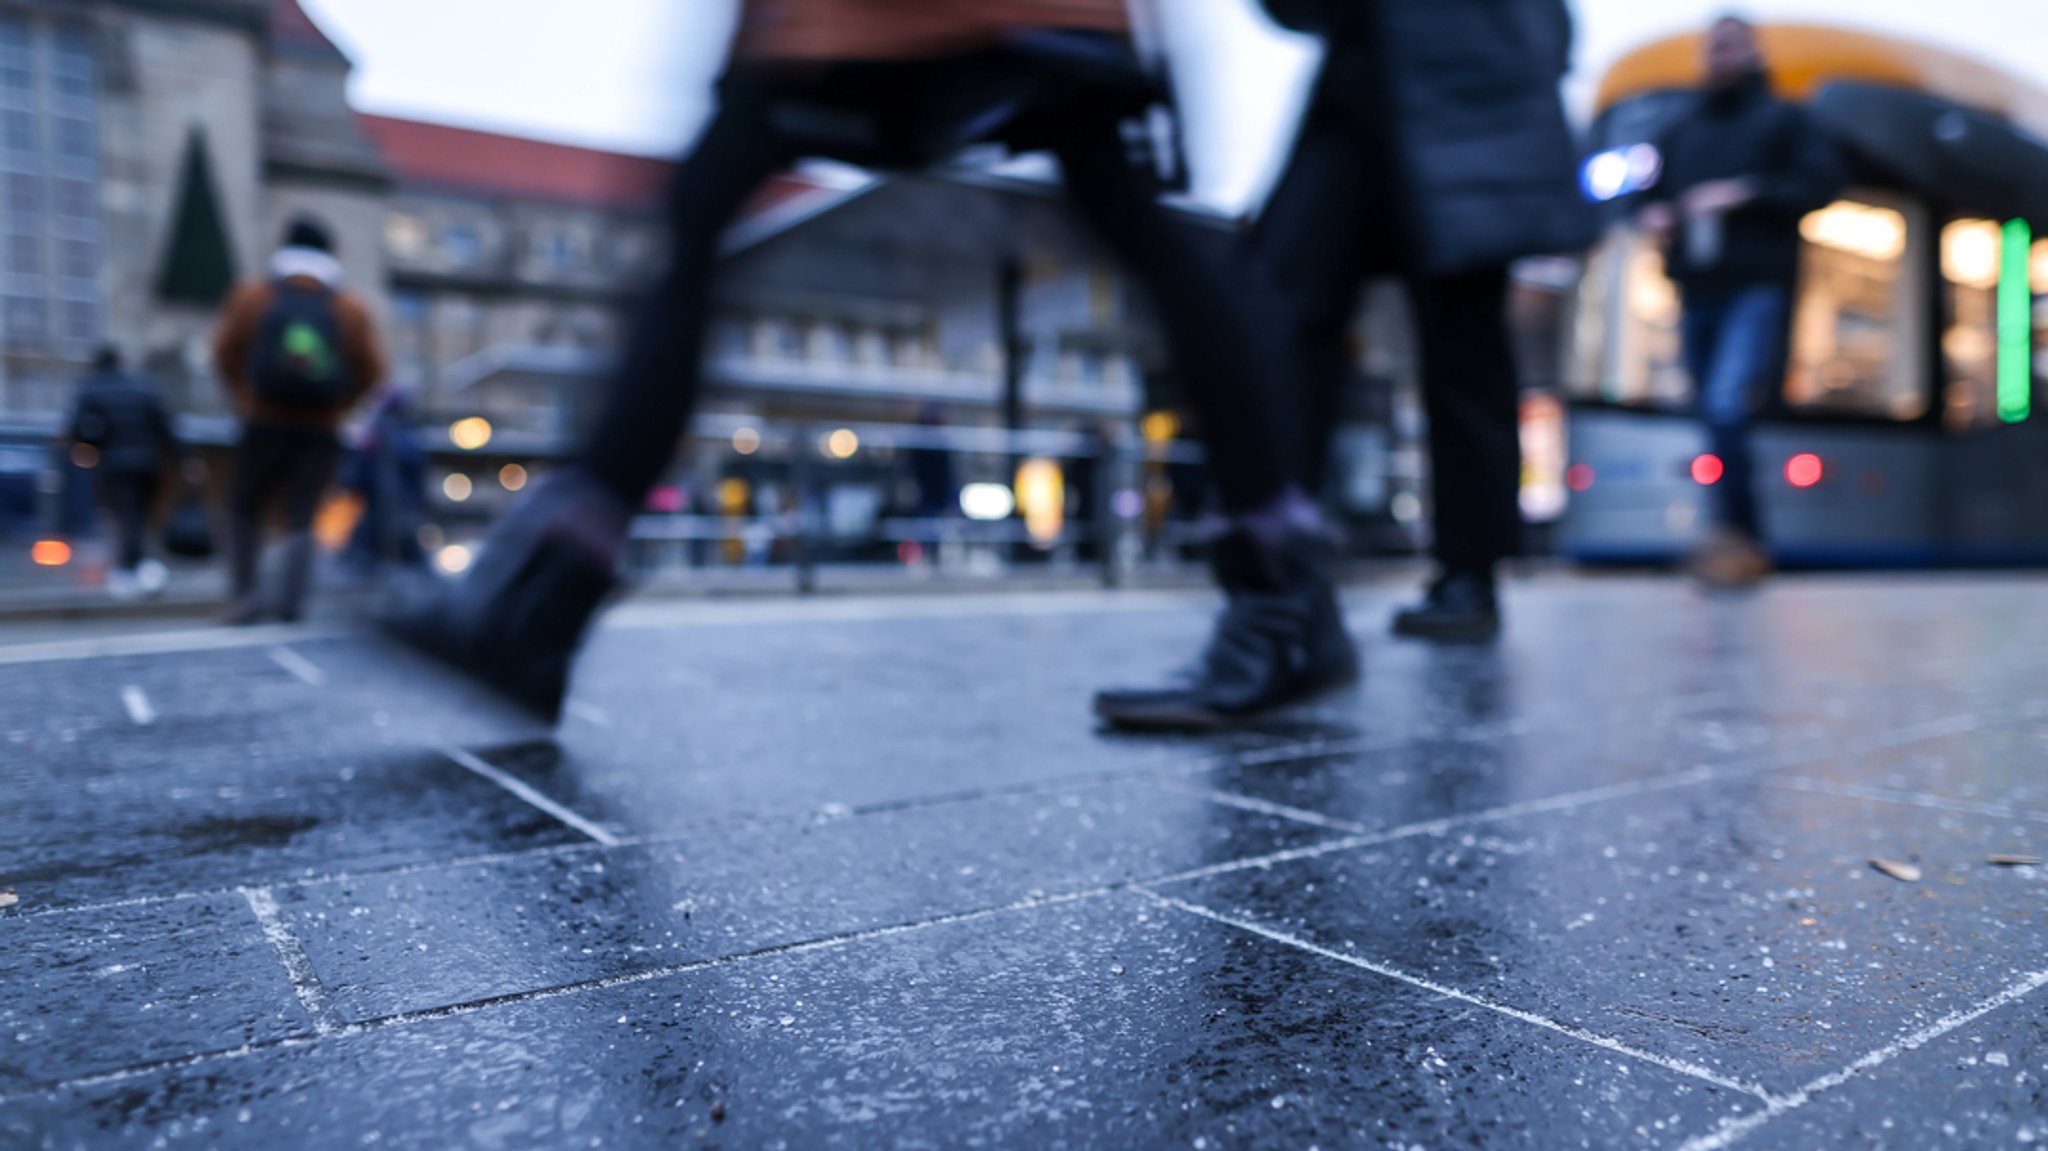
[1411,266,1521,572]
[573,78,791,508]
[104,472,156,571]
[1244,101,1389,492]
[1053,111,1303,516]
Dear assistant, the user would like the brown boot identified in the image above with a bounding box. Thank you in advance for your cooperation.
[1686,527,1773,590]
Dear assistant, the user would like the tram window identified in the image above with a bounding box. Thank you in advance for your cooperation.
[1786,197,1926,421]
[1566,229,1688,407]
[2033,239,2048,391]
[1943,218,2003,430]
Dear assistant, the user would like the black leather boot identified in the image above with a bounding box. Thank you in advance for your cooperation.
[1390,568,1500,642]
[1094,529,1359,731]
[380,472,626,724]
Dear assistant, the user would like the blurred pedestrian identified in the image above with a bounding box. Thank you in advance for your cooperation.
[1093,0,1592,727]
[213,217,385,623]
[1636,16,1844,588]
[344,391,428,573]
[66,345,179,601]
[1287,0,1589,641]
[385,0,1301,724]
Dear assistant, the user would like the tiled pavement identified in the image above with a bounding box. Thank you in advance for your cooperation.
[1,576,2044,1149]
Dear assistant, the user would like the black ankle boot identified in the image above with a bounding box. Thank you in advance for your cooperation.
[1093,529,1359,731]
[380,472,626,723]
[1390,568,1500,642]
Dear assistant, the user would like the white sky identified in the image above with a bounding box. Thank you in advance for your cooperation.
[302,0,2048,213]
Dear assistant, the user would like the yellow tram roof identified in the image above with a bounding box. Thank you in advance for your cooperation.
[1595,23,2048,138]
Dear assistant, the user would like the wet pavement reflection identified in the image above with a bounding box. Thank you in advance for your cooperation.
[3,577,2047,1149]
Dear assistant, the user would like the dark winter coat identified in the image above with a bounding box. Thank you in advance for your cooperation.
[67,370,178,475]
[1265,0,1595,275]
[1646,72,1846,294]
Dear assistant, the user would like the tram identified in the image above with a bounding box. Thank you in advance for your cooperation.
[1559,25,2048,566]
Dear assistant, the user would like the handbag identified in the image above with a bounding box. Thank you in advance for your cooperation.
[163,493,216,560]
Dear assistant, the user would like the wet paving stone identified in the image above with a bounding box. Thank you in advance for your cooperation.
[1742,981,2048,1149]
[275,780,1337,1021]
[1158,778,2048,1097]
[1787,727,2048,821]
[8,577,2048,1148]
[0,895,311,1092]
[2,894,1758,1150]
[0,748,585,910]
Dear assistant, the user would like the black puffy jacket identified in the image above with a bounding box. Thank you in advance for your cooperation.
[1646,72,1846,294]
[1264,0,1594,275]
[68,370,178,475]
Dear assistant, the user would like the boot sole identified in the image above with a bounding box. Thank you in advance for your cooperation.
[1093,664,1362,734]
[1389,616,1501,644]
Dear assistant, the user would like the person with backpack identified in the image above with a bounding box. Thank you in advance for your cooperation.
[383,0,1309,724]
[66,345,180,601]
[212,218,386,624]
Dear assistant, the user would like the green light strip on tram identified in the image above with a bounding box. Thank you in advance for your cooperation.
[1998,218,2032,424]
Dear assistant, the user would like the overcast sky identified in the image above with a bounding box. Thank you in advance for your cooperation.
[301,0,2048,213]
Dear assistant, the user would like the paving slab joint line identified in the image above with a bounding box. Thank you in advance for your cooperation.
[437,744,622,847]
[1670,968,2048,1151]
[0,884,1126,1105]
[1135,888,1777,1104]
[1770,774,2048,825]
[240,886,345,1037]
[267,645,327,686]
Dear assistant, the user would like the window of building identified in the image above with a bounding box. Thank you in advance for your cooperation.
[0,15,101,357]
[390,290,431,390]
[385,212,429,260]
[442,222,482,265]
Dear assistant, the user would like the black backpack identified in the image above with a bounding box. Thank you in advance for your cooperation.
[249,281,348,411]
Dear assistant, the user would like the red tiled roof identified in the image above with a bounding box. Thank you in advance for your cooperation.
[271,0,346,59]
[358,114,844,219]
[359,114,674,212]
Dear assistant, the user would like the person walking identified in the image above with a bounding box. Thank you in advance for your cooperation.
[66,346,179,601]
[1271,0,1591,641]
[385,0,1312,725]
[1636,16,1844,588]
[213,218,385,623]
[1091,0,1592,727]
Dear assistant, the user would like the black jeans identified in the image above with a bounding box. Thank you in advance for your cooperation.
[574,54,1294,517]
[1245,94,1524,570]
[230,421,340,602]
[99,469,159,571]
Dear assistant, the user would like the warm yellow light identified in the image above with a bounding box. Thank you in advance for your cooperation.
[1014,457,1066,545]
[498,463,527,492]
[732,426,762,456]
[824,428,859,459]
[1944,219,2003,290]
[1140,411,1180,444]
[2032,239,2048,296]
[717,477,750,515]
[449,417,494,451]
[70,444,98,469]
[435,544,473,574]
[30,539,71,567]
[1800,201,1907,263]
[443,473,473,502]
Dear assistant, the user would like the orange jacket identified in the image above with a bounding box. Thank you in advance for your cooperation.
[213,275,386,430]
[736,0,1129,61]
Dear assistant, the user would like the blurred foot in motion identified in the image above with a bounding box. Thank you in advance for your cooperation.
[136,558,169,600]
[1391,567,1499,642]
[1095,526,1359,732]
[380,471,625,723]
[1686,526,1773,590]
